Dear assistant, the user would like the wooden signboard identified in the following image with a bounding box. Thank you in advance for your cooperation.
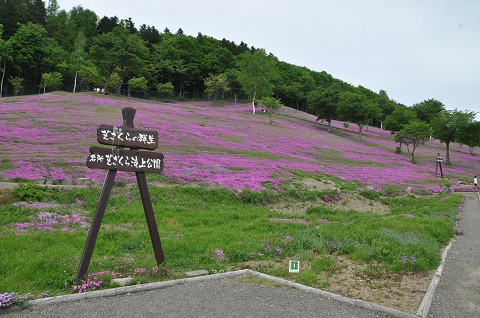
[76,107,165,282]
[97,125,159,150]
[87,147,164,173]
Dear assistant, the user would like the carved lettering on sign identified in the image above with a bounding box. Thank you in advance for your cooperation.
[87,147,164,173]
[97,125,159,150]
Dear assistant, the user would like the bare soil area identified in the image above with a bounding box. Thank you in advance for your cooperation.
[258,177,429,314]
[273,178,390,215]
[236,256,432,314]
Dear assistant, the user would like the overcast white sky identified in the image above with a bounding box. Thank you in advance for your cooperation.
[58,0,480,114]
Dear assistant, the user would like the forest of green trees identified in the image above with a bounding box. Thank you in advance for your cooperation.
[0,1,391,107]
[1,0,479,161]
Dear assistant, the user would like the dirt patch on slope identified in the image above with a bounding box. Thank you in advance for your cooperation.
[236,255,432,314]
[273,191,390,215]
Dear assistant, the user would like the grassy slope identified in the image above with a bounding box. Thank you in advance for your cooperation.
[0,93,468,305]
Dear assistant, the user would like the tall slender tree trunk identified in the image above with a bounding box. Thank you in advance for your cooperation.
[117,74,123,95]
[327,120,332,132]
[0,59,5,98]
[446,141,451,165]
[358,124,364,140]
[103,68,114,95]
[252,91,256,114]
[73,72,78,93]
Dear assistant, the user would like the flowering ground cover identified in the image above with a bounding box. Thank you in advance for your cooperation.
[0,183,462,313]
[0,92,478,191]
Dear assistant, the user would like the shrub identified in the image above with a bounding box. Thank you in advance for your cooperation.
[236,189,276,205]
[12,183,52,202]
[156,82,174,98]
[360,189,380,200]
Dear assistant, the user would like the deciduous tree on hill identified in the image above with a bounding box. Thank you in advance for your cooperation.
[236,49,278,114]
[457,121,480,156]
[307,87,339,132]
[394,121,431,163]
[259,97,283,125]
[70,32,87,93]
[127,76,148,97]
[376,89,397,127]
[90,24,148,94]
[156,82,174,98]
[384,106,417,132]
[431,109,475,165]
[204,73,230,100]
[337,91,380,139]
[40,71,63,93]
[412,99,445,123]
[9,22,64,86]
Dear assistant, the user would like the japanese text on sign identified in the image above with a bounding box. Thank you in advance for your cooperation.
[86,147,164,173]
[88,153,162,169]
[97,125,159,150]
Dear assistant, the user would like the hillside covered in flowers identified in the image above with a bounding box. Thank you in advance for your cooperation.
[0,92,477,192]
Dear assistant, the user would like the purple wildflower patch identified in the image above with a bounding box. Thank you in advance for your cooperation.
[1,93,479,191]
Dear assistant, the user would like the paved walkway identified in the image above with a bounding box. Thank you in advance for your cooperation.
[427,193,480,318]
[4,194,480,318]
[8,277,399,318]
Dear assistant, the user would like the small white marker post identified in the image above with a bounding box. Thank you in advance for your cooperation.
[289,260,300,273]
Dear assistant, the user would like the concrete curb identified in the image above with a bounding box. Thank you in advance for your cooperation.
[246,270,417,318]
[24,270,250,308]
[416,241,453,317]
[416,193,469,317]
[8,268,416,318]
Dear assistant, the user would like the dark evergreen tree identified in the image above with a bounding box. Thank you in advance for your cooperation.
[138,24,161,48]
[0,0,28,38]
[124,17,137,34]
[96,16,119,34]
[31,0,47,25]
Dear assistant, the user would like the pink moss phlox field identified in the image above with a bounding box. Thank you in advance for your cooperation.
[1,93,479,191]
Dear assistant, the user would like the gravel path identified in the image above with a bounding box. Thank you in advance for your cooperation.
[427,193,480,317]
[9,277,399,318]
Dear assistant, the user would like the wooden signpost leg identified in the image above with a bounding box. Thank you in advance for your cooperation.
[136,171,165,265]
[76,169,117,281]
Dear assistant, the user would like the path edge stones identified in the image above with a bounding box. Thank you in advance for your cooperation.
[415,192,470,317]
[6,269,416,318]
[415,241,453,317]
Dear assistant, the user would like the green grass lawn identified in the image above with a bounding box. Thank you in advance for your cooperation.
[0,182,462,300]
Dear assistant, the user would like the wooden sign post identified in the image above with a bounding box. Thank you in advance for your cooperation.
[435,153,444,178]
[75,107,165,282]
